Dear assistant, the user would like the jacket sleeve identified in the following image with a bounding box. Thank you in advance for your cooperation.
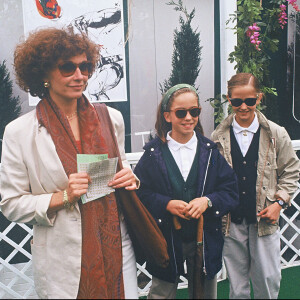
[205,150,239,218]
[275,127,300,203]
[134,153,172,220]
[0,124,55,226]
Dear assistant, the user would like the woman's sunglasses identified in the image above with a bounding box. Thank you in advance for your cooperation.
[170,107,201,118]
[230,97,257,107]
[58,61,93,77]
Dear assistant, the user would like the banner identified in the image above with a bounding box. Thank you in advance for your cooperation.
[22,0,128,105]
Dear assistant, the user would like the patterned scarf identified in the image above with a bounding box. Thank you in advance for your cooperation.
[36,95,124,299]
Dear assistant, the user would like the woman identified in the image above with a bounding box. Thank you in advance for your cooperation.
[0,27,139,299]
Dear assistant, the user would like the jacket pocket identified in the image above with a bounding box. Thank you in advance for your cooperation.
[31,243,47,298]
[269,160,278,187]
[266,190,276,202]
[266,195,276,204]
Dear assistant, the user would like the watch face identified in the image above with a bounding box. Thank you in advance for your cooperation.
[207,198,212,207]
[278,200,284,206]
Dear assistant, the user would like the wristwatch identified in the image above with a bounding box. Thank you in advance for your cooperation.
[275,199,286,209]
[63,190,74,211]
[205,196,212,208]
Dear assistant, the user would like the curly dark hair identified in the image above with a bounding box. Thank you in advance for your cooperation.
[14,27,100,98]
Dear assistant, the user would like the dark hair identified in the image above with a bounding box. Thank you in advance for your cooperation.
[227,73,261,98]
[14,27,100,98]
[155,88,204,142]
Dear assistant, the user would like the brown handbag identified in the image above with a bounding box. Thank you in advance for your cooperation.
[93,103,169,268]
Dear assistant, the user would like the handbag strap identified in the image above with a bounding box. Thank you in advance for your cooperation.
[93,103,124,171]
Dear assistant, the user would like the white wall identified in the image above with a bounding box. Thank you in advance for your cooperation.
[0,0,216,152]
[220,1,237,97]
[0,0,31,114]
[128,0,215,151]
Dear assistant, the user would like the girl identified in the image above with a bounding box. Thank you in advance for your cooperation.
[134,84,239,299]
[211,73,300,299]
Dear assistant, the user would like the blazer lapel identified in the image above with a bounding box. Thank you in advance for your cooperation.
[35,126,68,191]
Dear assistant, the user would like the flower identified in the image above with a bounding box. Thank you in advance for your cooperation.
[278,4,288,29]
[288,0,300,12]
[279,1,300,29]
[246,23,261,51]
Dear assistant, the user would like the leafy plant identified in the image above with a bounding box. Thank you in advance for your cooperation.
[160,0,202,94]
[208,0,297,125]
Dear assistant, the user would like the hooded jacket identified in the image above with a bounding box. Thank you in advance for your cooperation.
[134,133,239,283]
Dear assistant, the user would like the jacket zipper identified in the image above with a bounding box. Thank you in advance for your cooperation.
[170,148,212,278]
[201,149,212,276]
[170,227,178,275]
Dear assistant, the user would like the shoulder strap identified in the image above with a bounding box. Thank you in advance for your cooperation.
[93,103,123,171]
[93,102,170,268]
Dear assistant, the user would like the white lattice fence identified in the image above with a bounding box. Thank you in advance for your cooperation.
[0,222,36,299]
[1,145,300,298]
[279,182,300,268]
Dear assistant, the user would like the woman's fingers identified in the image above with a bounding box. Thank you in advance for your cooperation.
[68,172,91,203]
[109,168,137,189]
[111,179,134,189]
[125,183,137,190]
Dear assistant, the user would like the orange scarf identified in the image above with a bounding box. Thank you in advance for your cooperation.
[36,95,124,299]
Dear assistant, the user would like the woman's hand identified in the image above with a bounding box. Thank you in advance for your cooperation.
[108,167,138,190]
[47,172,90,216]
[183,197,208,220]
[166,200,189,220]
[67,172,91,204]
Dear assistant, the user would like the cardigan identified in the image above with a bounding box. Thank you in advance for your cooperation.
[230,126,260,224]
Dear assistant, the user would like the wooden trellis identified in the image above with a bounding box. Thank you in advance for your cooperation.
[0,146,299,298]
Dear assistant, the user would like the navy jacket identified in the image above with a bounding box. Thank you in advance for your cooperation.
[134,133,239,283]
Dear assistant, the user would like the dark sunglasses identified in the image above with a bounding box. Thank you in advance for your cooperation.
[170,107,201,118]
[58,61,93,77]
[230,97,257,107]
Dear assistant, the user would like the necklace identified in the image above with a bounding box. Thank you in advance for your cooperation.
[66,111,78,120]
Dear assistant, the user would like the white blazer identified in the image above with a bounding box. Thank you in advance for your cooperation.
[0,106,130,299]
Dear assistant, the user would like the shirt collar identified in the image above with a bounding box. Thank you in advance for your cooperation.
[166,131,197,151]
[232,112,259,134]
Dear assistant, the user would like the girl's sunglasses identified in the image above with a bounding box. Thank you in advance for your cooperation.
[58,61,93,77]
[230,97,257,107]
[170,107,201,118]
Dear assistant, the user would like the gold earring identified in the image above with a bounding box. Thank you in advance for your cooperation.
[44,82,50,88]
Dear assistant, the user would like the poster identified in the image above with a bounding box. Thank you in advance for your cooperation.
[22,0,128,105]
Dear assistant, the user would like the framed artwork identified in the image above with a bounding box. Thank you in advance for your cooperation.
[22,0,128,105]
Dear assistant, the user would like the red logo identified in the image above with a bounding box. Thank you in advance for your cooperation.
[35,0,62,19]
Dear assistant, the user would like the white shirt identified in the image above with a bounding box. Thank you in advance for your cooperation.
[166,131,198,181]
[232,113,259,157]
